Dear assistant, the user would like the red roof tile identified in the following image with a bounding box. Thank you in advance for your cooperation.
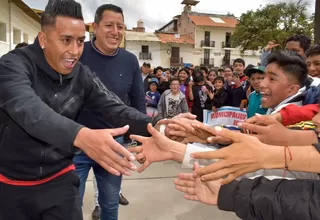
[188,15,238,28]
[155,33,195,44]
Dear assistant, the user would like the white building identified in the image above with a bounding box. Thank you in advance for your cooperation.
[157,0,261,67]
[0,0,40,57]
[125,31,161,67]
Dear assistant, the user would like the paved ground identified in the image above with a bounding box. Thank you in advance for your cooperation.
[82,161,239,220]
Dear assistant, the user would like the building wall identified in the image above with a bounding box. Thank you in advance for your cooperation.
[160,43,194,67]
[0,0,40,57]
[0,0,10,56]
[178,13,196,37]
[125,41,161,67]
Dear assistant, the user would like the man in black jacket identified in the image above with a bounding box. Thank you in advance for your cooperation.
[0,0,155,219]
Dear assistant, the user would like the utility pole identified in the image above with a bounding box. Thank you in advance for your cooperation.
[315,0,320,45]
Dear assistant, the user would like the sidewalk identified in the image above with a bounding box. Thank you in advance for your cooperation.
[82,161,239,220]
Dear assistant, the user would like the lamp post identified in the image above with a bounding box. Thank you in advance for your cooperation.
[315,0,320,45]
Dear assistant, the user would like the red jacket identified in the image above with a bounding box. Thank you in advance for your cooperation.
[280,104,318,126]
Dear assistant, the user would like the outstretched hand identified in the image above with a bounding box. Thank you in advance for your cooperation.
[160,118,212,144]
[191,126,269,184]
[129,124,187,172]
[174,163,222,206]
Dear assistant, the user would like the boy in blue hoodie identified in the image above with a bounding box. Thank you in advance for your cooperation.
[246,66,268,118]
[146,78,161,116]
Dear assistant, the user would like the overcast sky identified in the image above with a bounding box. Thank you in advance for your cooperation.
[24,0,316,32]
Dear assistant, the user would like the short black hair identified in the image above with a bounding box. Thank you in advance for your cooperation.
[285,34,311,52]
[94,4,124,24]
[200,66,209,74]
[233,58,245,67]
[306,45,320,58]
[154,66,163,74]
[163,68,171,73]
[15,42,28,49]
[223,65,233,72]
[213,76,225,84]
[266,51,308,87]
[41,0,83,28]
[169,77,180,85]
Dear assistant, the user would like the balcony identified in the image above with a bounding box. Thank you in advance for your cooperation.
[200,58,214,68]
[170,57,183,67]
[201,40,215,47]
[139,52,152,60]
[222,41,232,48]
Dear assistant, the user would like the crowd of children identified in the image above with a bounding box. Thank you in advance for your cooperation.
[141,34,320,124]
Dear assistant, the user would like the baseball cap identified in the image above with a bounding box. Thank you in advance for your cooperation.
[148,78,159,86]
[246,66,265,78]
[143,62,151,68]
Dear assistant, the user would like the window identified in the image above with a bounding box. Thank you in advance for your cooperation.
[171,47,180,58]
[13,27,21,45]
[0,22,7,42]
[141,45,149,53]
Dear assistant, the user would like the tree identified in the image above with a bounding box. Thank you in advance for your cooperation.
[231,0,314,51]
[315,0,320,44]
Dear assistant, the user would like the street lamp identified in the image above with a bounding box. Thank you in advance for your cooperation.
[315,0,320,44]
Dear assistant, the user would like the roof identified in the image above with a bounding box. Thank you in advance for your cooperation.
[32,8,44,16]
[125,31,160,42]
[11,0,40,23]
[156,33,194,44]
[188,15,238,28]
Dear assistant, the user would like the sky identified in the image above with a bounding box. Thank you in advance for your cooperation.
[24,0,316,32]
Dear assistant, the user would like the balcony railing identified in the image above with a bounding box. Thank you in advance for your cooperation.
[170,57,183,67]
[200,58,214,67]
[139,52,152,60]
[222,41,232,48]
[201,40,215,47]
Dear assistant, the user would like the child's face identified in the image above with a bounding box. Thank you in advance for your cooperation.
[208,71,217,81]
[260,63,300,109]
[149,83,157,92]
[286,41,305,57]
[156,70,163,78]
[249,73,264,91]
[214,80,224,90]
[201,70,208,79]
[179,70,188,81]
[233,62,245,75]
[170,80,180,93]
[307,55,320,78]
[312,105,320,133]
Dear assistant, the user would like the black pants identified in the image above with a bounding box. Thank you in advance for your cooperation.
[0,171,82,220]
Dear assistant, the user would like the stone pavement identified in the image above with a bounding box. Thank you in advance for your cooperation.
[82,161,239,220]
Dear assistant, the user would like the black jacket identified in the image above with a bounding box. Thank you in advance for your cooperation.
[218,144,320,220]
[206,88,229,109]
[0,39,153,181]
[218,177,320,220]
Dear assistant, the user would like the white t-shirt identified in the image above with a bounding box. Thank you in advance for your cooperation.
[166,92,180,118]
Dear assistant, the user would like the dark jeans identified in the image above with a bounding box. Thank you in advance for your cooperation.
[0,171,82,220]
[73,137,124,220]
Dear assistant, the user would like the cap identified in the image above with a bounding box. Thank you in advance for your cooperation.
[143,62,151,68]
[246,66,265,78]
[148,78,159,86]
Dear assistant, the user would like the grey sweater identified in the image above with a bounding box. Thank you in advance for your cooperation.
[157,89,188,119]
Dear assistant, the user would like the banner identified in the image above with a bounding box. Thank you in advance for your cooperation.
[203,106,247,127]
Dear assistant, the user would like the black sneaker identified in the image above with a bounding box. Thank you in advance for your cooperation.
[119,193,129,206]
[92,206,101,220]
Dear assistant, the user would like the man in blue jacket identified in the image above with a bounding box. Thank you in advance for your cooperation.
[73,4,146,220]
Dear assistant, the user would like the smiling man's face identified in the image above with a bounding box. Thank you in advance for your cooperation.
[93,10,124,55]
[39,16,86,75]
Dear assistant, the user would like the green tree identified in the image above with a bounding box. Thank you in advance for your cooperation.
[231,0,314,51]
